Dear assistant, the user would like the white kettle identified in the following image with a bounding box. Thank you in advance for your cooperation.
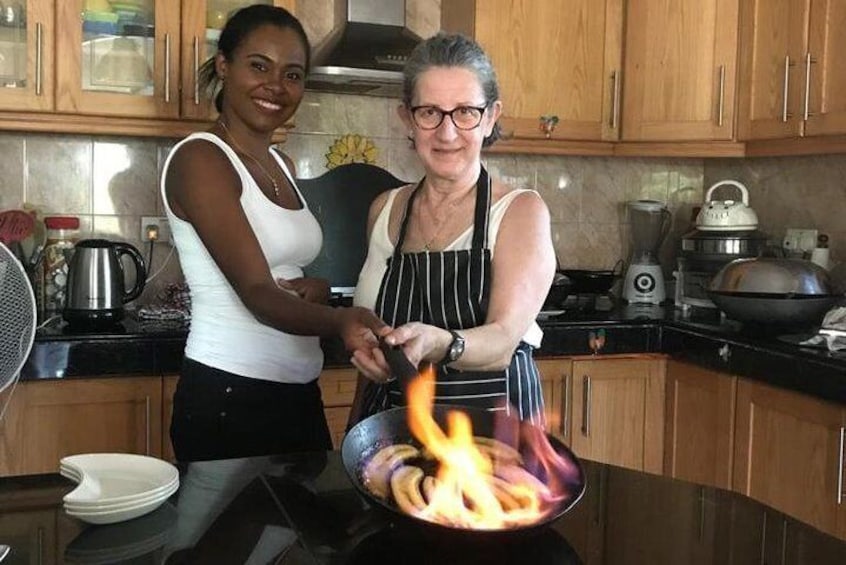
[695,180,759,231]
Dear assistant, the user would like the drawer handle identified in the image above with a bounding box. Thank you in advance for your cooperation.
[145,395,151,456]
[35,23,43,96]
[716,65,725,127]
[838,426,844,505]
[782,55,794,122]
[164,33,171,103]
[193,36,200,105]
[560,374,570,439]
[803,51,816,120]
[717,344,730,363]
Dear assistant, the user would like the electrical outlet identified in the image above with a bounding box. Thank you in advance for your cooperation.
[783,228,818,254]
[140,216,171,244]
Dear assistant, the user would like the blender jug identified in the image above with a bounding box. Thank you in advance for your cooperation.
[624,200,671,304]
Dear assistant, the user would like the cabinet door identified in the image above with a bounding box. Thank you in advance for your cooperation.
[180,0,293,121]
[473,0,623,141]
[536,358,572,444]
[736,0,806,139]
[804,0,846,136]
[733,380,846,540]
[664,361,735,489]
[0,509,57,564]
[570,357,665,473]
[56,0,180,118]
[0,377,163,476]
[622,0,739,141]
[0,0,54,111]
[318,367,357,449]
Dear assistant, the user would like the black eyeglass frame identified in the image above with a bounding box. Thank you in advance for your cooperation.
[408,104,489,130]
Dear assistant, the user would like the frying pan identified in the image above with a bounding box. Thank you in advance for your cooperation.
[341,405,586,539]
[558,260,623,294]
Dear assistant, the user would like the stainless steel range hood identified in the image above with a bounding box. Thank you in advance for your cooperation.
[306,0,421,98]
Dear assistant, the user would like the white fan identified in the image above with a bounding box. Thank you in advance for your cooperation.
[0,241,36,413]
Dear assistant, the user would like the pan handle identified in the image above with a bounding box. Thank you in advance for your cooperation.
[611,259,624,277]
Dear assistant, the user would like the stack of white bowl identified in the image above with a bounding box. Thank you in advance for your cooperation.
[60,453,179,525]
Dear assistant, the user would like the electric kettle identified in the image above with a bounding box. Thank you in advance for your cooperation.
[64,239,147,324]
[695,180,759,231]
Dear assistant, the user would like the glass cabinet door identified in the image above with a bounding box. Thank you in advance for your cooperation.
[56,0,180,118]
[180,0,292,121]
[0,0,54,111]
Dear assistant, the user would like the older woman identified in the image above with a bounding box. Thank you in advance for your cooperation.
[351,32,556,425]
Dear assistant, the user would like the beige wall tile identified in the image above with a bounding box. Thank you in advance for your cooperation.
[92,139,158,216]
[25,135,92,215]
[0,133,24,210]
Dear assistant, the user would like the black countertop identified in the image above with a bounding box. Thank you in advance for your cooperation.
[25,306,846,405]
[1,451,844,564]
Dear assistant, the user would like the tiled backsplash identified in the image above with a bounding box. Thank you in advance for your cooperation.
[1,92,845,306]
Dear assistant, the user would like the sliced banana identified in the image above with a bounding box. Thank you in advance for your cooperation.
[474,436,523,465]
[362,444,419,499]
[391,465,426,515]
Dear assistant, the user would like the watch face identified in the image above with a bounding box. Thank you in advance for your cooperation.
[449,333,465,361]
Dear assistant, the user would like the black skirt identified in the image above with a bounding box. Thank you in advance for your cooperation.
[170,357,332,462]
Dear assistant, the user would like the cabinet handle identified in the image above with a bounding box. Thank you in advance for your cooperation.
[164,33,171,103]
[35,23,43,96]
[838,426,844,505]
[581,375,591,437]
[193,36,200,105]
[609,70,620,129]
[145,395,151,456]
[803,52,816,121]
[782,55,793,122]
[716,65,725,127]
[698,487,706,541]
[560,374,570,439]
[37,526,43,565]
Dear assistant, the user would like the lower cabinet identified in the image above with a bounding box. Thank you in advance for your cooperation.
[664,360,736,489]
[538,355,666,474]
[0,377,163,476]
[317,367,358,449]
[733,380,846,540]
[162,375,178,463]
[0,508,58,564]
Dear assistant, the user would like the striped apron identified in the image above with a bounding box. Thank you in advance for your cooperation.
[368,167,545,425]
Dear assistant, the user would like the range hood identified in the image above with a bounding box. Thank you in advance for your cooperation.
[306,0,421,98]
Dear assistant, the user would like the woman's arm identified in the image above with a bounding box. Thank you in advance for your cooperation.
[165,140,387,350]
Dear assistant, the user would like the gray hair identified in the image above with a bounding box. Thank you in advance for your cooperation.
[402,32,502,147]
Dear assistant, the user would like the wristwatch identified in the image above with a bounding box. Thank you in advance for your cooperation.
[441,330,465,364]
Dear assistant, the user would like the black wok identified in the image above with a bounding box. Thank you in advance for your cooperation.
[559,260,623,294]
[341,405,586,539]
[707,290,840,326]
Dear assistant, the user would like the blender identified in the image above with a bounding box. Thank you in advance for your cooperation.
[623,200,671,304]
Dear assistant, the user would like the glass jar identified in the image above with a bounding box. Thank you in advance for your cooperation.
[40,216,80,318]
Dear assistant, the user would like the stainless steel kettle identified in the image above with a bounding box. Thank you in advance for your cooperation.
[64,239,147,324]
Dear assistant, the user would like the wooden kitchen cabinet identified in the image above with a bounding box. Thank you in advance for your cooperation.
[733,380,846,540]
[0,377,163,477]
[0,509,58,564]
[569,356,666,474]
[318,367,358,449]
[537,357,572,444]
[664,360,736,490]
[621,0,739,141]
[737,0,846,140]
[0,0,55,112]
[442,0,624,142]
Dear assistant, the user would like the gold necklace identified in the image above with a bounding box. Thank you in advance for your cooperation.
[217,120,280,201]
[418,188,473,251]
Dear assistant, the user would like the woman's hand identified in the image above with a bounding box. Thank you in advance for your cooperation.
[382,322,453,367]
[277,277,330,304]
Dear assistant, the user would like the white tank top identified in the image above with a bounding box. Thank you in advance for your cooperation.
[160,132,324,383]
[354,187,543,347]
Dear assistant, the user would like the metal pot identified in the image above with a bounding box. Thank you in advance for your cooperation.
[707,257,842,325]
[341,405,586,538]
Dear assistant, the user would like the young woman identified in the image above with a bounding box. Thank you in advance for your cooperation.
[161,5,388,461]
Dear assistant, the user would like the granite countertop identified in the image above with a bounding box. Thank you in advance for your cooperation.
[2,451,844,564]
[24,305,846,404]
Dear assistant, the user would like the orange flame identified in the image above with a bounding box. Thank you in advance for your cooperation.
[404,366,571,529]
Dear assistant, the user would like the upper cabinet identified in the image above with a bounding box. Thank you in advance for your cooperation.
[0,0,54,112]
[0,0,294,135]
[443,0,624,143]
[737,0,846,140]
[621,0,739,141]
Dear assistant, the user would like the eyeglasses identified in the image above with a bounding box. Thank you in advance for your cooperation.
[409,105,488,130]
